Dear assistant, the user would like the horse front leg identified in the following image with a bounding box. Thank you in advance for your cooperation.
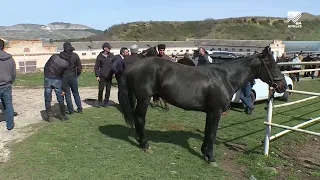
[134,98,151,152]
[203,110,222,166]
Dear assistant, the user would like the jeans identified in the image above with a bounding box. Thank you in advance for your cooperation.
[44,77,64,103]
[0,86,14,129]
[98,75,112,103]
[240,82,253,109]
[65,77,82,113]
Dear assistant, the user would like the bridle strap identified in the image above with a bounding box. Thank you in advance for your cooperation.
[260,58,278,88]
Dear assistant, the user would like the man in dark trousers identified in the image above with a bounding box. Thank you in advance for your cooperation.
[112,47,129,83]
[60,42,83,114]
[0,39,16,130]
[124,44,140,67]
[44,48,70,122]
[153,44,171,111]
[94,42,114,107]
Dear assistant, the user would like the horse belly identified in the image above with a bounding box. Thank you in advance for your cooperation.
[159,89,205,111]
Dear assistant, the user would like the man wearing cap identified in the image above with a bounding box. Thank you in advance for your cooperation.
[0,39,16,130]
[60,42,83,114]
[94,42,114,107]
[124,44,140,67]
[43,44,70,122]
[157,44,171,60]
[153,44,170,111]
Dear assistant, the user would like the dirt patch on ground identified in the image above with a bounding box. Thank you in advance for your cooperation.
[219,148,248,180]
[0,86,119,163]
[275,135,320,179]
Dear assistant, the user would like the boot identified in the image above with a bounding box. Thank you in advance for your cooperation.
[45,102,53,123]
[59,102,69,121]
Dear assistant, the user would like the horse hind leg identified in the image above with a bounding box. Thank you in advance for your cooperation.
[134,98,151,152]
[202,110,222,167]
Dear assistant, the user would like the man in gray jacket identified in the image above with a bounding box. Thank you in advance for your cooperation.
[0,39,16,130]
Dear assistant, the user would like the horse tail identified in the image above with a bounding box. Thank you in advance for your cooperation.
[118,73,135,128]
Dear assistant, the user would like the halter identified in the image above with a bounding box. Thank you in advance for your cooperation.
[258,56,284,89]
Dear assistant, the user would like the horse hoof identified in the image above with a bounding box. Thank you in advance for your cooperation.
[143,148,153,154]
[209,162,218,167]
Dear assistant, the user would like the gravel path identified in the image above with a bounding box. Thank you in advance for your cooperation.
[0,86,119,163]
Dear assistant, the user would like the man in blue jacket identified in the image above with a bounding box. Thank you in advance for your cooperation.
[0,39,16,130]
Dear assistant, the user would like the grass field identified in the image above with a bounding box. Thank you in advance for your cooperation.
[14,71,117,87]
[1,75,319,179]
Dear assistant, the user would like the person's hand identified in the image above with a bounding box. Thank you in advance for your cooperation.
[61,91,65,96]
[96,77,100,81]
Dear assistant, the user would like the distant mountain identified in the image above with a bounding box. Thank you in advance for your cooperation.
[81,12,320,41]
[0,22,103,41]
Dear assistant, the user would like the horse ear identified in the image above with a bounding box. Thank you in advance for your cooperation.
[262,46,271,56]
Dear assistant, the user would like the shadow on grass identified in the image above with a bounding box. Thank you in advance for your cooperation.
[98,124,206,160]
[39,103,63,122]
[83,99,121,111]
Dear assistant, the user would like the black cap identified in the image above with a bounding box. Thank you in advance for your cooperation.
[0,39,4,49]
[63,42,75,53]
[102,42,112,49]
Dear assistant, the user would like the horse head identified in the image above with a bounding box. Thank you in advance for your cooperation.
[146,46,158,57]
[257,46,287,93]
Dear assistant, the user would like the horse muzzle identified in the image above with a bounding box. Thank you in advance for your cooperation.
[273,79,287,93]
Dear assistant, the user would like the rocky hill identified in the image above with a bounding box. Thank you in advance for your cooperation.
[0,22,103,42]
[84,12,320,41]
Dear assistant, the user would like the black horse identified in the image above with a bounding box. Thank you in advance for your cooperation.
[117,46,287,165]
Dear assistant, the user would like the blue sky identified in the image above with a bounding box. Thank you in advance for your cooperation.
[1,0,318,30]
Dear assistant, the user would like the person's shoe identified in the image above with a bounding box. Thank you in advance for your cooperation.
[67,111,74,115]
[59,102,69,121]
[102,101,109,107]
[7,122,15,130]
[77,109,83,113]
[45,102,53,123]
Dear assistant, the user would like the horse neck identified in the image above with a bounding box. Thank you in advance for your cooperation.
[215,56,261,93]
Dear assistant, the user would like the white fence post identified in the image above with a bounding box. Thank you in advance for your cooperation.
[264,88,274,156]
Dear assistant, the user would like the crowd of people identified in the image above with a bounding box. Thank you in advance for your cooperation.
[5,40,317,130]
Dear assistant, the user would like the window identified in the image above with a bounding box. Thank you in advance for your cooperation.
[225,48,228,51]
[82,53,86,56]
[239,49,243,52]
[92,52,96,55]
[218,48,221,51]
[180,50,183,52]
[231,48,235,51]
[247,49,250,52]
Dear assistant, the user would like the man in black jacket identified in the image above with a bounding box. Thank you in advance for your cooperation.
[197,47,212,66]
[112,47,129,82]
[44,51,70,122]
[0,39,16,130]
[94,42,114,107]
[60,42,83,114]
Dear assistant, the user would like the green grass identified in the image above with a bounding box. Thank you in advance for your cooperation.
[14,71,117,87]
[1,77,320,179]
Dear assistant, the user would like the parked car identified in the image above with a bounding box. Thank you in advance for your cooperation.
[231,75,294,104]
[206,51,294,103]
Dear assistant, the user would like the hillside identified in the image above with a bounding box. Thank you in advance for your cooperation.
[85,12,320,41]
[0,22,103,41]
